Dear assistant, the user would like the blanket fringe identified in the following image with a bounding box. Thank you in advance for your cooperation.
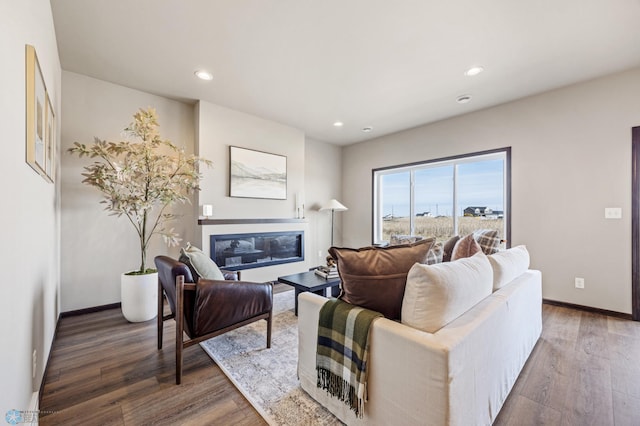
[317,367,364,418]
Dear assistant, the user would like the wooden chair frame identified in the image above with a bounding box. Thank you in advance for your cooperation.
[157,275,272,384]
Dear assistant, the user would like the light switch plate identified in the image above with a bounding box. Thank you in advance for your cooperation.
[605,207,622,219]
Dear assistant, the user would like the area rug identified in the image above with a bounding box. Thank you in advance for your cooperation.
[200,291,343,426]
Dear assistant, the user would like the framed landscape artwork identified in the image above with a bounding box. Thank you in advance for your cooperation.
[229,146,287,199]
[25,44,55,183]
[44,92,55,181]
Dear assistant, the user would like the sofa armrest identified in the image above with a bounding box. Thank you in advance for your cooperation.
[297,292,450,425]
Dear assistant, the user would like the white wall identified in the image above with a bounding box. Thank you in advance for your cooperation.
[196,100,305,221]
[0,0,61,414]
[196,100,310,281]
[60,72,196,311]
[343,67,640,314]
[305,137,344,265]
[194,103,344,281]
[193,103,347,280]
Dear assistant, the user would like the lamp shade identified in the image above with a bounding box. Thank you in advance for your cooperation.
[320,199,348,211]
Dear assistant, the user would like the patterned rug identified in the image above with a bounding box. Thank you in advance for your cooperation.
[200,291,342,425]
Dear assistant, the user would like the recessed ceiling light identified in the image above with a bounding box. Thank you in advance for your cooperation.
[194,70,213,81]
[362,126,373,133]
[464,66,484,77]
[456,95,472,104]
[333,121,344,127]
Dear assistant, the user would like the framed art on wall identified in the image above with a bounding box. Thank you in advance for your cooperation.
[229,146,287,199]
[44,92,55,182]
[25,44,53,182]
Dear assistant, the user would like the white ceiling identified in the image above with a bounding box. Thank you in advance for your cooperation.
[50,0,640,145]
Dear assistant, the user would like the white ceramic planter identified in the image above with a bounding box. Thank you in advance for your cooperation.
[121,271,158,322]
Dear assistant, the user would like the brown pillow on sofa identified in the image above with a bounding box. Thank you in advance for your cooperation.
[442,235,460,262]
[451,233,482,260]
[329,238,435,320]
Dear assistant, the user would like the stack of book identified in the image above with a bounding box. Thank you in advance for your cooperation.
[314,265,339,279]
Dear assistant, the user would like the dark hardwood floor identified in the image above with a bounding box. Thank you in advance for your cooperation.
[40,290,640,425]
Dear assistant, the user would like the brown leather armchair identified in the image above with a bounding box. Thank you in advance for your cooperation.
[155,256,273,384]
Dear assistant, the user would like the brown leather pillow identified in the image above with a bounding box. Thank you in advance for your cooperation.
[451,234,481,261]
[329,238,435,320]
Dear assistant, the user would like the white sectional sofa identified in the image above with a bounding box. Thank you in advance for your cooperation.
[297,261,542,425]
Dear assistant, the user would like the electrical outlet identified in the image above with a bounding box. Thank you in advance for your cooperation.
[575,277,585,289]
[605,207,622,219]
[318,250,323,258]
[32,350,37,379]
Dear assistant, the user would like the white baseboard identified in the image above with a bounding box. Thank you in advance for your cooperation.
[29,392,39,423]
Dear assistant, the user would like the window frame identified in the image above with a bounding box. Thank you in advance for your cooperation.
[371,147,511,246]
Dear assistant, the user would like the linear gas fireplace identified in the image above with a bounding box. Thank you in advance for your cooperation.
[210,231,304,271]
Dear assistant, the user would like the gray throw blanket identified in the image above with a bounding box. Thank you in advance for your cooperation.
[316,298,382,417]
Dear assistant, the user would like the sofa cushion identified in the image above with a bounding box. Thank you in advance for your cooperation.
[488,245,530,290]
[401,252,493,333]
[451,233,481,260]
[442,235,460,262]
[179,243,225,281]
[329,238,435,320]
[425,242,443,265]
[473,229,501,255]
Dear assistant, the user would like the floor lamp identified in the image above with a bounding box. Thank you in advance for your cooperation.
[320,199,348,246]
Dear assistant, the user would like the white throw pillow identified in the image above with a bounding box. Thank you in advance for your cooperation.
[487,245,530,291]
[401,252,493,333]
[179,243,225,281]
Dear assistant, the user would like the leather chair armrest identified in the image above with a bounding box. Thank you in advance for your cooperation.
[192,280,272,336]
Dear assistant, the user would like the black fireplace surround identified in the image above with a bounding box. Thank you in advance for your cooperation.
[210,231,304,271]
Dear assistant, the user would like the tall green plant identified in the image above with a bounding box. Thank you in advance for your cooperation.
[68,108,211,274]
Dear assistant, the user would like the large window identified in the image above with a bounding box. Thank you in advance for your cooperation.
[373,148,510,244]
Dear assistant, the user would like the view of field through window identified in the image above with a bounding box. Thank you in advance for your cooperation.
[381,216,505,244]
[376,154,507,243]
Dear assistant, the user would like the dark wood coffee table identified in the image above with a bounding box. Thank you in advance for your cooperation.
[277,271,341,315]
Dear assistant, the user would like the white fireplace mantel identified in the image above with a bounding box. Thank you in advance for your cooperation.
[199,218,311,282]
[198,218,307,225]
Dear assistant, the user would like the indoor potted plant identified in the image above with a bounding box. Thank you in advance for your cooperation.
[69,107,211,322]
